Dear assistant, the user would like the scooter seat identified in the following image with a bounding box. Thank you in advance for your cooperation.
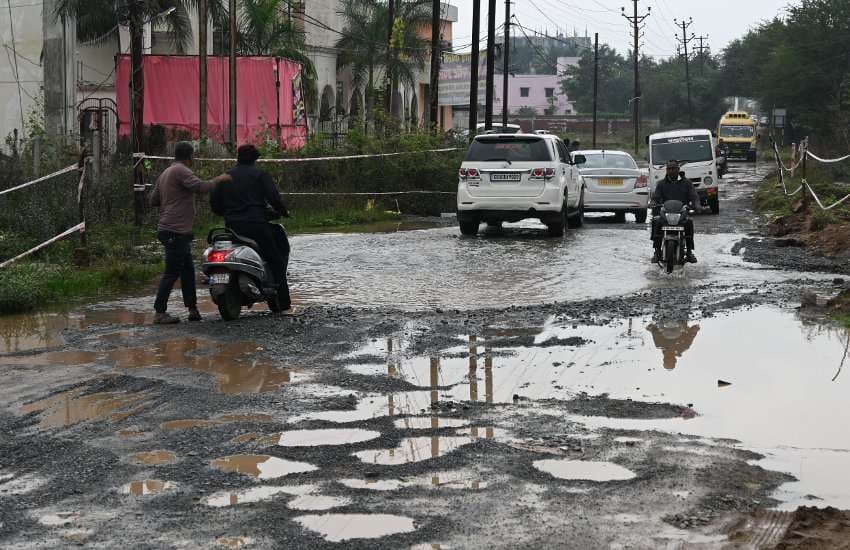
[228,231,261,251]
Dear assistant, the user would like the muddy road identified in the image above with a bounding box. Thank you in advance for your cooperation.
[1,162,849,549]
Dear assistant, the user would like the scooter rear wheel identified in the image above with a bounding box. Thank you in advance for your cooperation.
[218,283,242,321]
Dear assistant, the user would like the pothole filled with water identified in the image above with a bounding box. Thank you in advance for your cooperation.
[128,450,177,466]
[122,479,176,496]
[276,428,382,447]
[204,485,316,508]
[533,459,637,482]
[294,513,416,542]
[211,455,317,479]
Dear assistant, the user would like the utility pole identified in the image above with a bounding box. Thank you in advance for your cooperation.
[429,0,440,130]
[694,35,709,75]
[484,0,496,130]
[675,18,695,127]
[199,0,208,143]
[229,0,237,150]
[622,0,650,155]
[385,0,396,116]
[130,2,145,226]
[468,0,481,137]
[501,0,511,128]
[592,33,599,148]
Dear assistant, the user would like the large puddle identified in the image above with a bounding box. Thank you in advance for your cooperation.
[294,513,416,542]
[21,387,150,429]
[326,307,850,509]
[211,455,318,479]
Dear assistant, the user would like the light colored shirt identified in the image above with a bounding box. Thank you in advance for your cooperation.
[150,162,214,234]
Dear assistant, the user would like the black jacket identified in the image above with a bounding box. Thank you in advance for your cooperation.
[211,163,288,224]
[652,176,700,207]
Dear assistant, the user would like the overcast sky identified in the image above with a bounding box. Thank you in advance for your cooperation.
[451,0,793,59]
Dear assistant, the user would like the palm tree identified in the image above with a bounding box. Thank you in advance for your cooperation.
[225,0,316,112]
[336,0,431,126]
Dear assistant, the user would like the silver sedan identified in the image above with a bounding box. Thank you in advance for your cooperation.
[572,150,650,223]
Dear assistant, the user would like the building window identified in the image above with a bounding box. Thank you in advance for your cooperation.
[545,88,555,98]
[520,87,530,98]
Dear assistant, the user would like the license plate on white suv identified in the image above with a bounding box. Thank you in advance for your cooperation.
[209,273,231,285]
[491,173,521,182]
[663,226,685,231]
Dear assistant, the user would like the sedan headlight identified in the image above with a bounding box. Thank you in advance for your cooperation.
[664,213,682,225]
[704,176,714,186]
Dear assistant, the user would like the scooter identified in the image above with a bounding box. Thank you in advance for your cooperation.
[654,199,691,274]
[202,219,287,321]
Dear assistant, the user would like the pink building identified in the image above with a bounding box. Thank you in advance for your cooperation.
[493,57,579,117]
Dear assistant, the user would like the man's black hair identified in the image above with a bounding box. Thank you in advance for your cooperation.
[237,144,261,165]
[174,141,194,162]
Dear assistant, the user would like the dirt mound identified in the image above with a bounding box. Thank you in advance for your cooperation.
[776,506,850,549]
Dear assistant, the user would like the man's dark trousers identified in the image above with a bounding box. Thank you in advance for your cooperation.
[154,231,197,313]
[228,221,291,310]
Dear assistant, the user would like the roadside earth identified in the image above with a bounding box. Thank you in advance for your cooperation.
[0,160,847,549]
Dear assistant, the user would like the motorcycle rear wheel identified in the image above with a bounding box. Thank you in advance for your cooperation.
[218,283,242,321]
[665,240,678,274]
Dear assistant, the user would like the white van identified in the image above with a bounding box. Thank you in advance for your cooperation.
[647,129,720,214]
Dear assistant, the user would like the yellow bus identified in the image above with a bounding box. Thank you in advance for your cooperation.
[717,111,757,161]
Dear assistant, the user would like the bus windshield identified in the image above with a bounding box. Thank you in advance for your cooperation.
[720,125,755,138]
[651,136,713,166]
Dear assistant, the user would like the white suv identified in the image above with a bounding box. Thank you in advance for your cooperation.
[456,132,587,236]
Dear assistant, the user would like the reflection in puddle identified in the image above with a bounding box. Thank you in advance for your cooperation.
[123,480,175,496]
[287,494,352,511]
[394,417,469,430]
[21,388,149,429]
[204,485,316,508]
[212,455,318,479]
[216,536,254,548]
[161,419,220,431]
[354,429,500,466]
[533,459,636,482]
[110,339,299,395]
[128,451,177,466]
[38,512,80,527]
[294,514,416,542]
[339,471,487,491]
[276,429,381,447]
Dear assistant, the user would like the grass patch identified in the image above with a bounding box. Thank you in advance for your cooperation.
[0,262,162,315]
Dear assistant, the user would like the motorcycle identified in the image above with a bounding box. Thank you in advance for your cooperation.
[654,199,691,274]
[715,145,729,177]
[201,215,288,321]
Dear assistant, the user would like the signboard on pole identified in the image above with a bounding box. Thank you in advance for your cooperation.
[439,53,490,107]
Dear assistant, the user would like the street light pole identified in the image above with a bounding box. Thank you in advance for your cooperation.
[229,0,237,150]
[199,0,208,143]
[501,0,510,128]
[468,0,481,137]
[484,0,496,130]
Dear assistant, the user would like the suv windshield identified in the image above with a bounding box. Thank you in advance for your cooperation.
[720,125,755,138]
[651,136,713,165]
[465,138,552,162]
[579,153,637,170]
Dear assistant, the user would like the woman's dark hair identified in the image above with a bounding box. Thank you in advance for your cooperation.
[174,141,194,161]
[237,144,261,164]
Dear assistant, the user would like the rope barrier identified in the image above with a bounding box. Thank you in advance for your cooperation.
[280,190,456,196]
[137,147,461,164]
[806,151,850,164]
[0,222,86,269]
[773,139,850,211]
[0,160,90,269]
[0,164,77,196]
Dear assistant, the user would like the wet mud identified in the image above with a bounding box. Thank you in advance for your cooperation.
[0,162,848,548]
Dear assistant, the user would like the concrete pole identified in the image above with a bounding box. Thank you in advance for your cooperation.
[484,0,496,130]
[229,0,237,150]
[468,0,481,138]
[199,0,208,143]
[428,0,440,130]
[42,0,65,137]
[501,0,510,128]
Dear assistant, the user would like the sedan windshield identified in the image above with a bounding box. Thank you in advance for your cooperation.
[720,125,755,138]
[465,138,552,162]
[651,137,713,165]
[579,153,637,170]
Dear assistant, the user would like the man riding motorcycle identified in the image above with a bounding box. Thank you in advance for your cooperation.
[650,159,702,264]
[210,144,293,313]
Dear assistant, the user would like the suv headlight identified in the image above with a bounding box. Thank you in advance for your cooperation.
[704,176,714,186]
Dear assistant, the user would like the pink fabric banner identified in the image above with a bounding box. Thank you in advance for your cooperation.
[117,55,308,149]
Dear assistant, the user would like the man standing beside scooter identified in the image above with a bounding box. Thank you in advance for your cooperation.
[651,160,701,264]
[150,142,231,324]
[210,144,295,315]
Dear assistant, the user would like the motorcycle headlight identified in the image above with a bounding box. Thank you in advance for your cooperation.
[665,213,681,225]
[704,176,714,186]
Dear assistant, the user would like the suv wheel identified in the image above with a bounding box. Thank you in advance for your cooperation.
[459,215,480,236]
[547,200,567,237]
[567,190,585,228]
